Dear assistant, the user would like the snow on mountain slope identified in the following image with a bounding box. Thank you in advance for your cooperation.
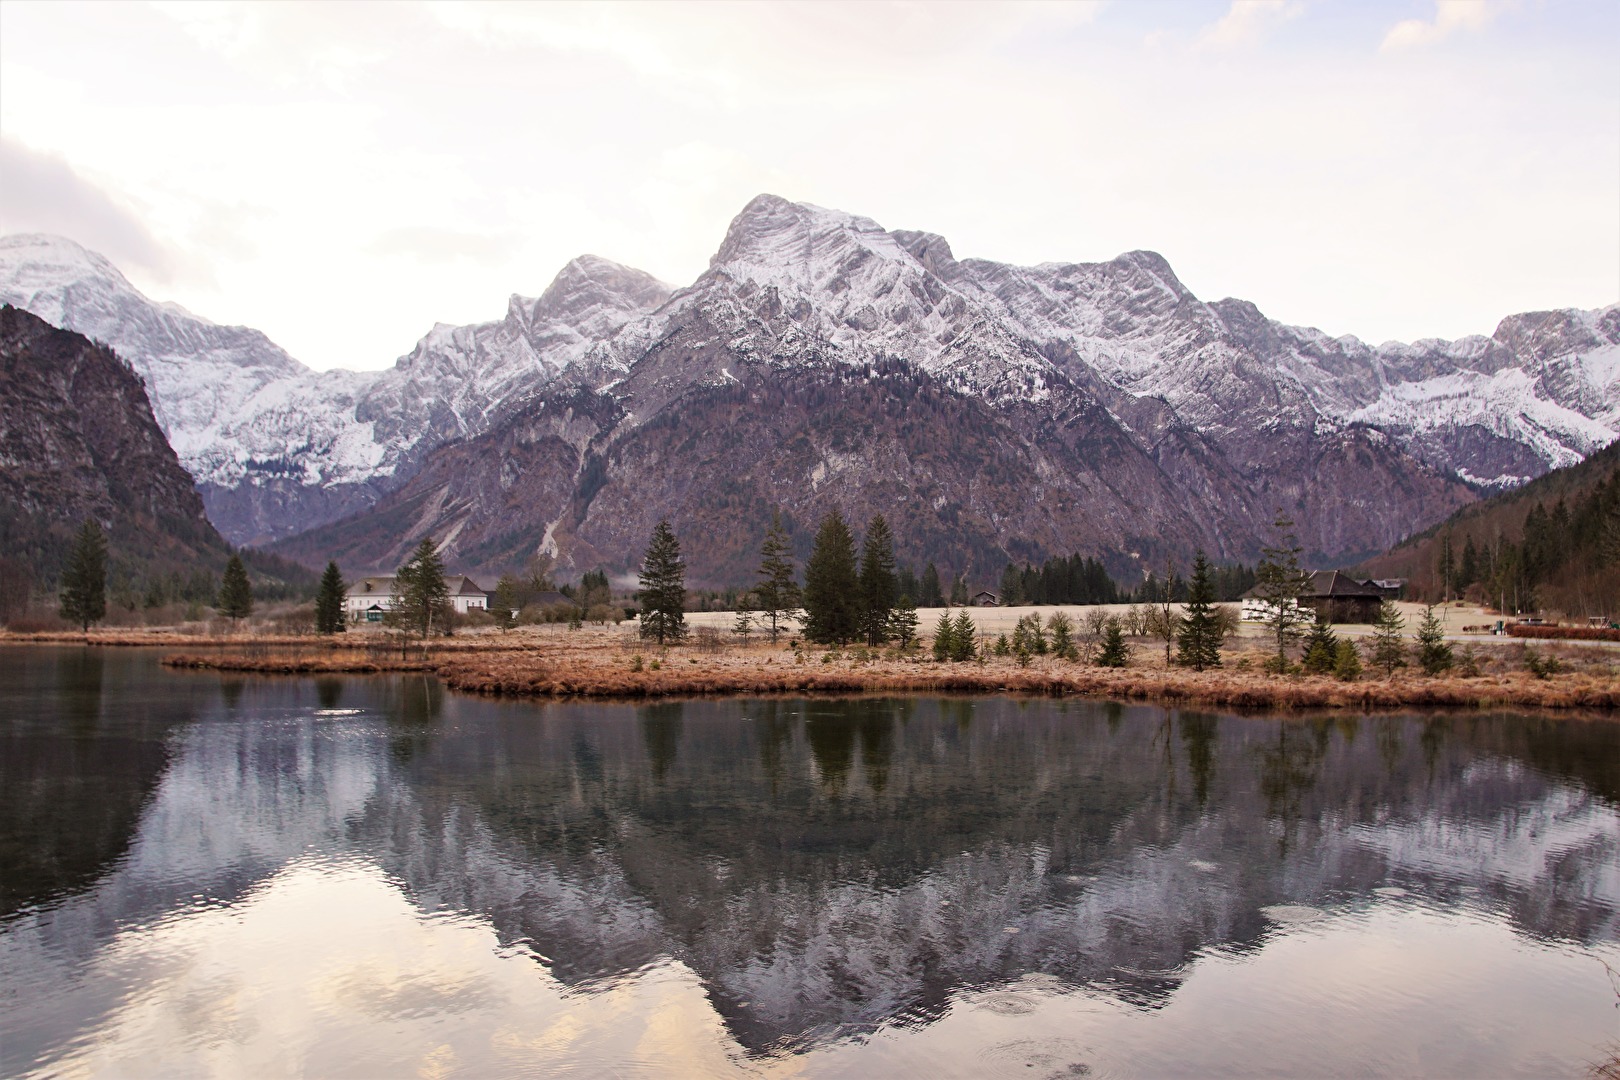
[0,234,671,543]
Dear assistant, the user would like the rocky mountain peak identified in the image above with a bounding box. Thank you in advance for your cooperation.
[0,233,134,300]
[524,254,672,335]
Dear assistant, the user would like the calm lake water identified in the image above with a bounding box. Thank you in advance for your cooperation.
[2,646,1618,1079]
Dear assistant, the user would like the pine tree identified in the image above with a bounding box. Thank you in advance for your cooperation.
[1300,619,1338,675]
[889,594,920,649]
[1416,605,1454,676]
[919,562,944,608]
[1459,534,1480,590]
[1253,511,1313,670]
[857,514,898,646]
[1047,611,1077,660]
[58,518,107,632]
[638,520,687,645]
[1175,550,1222,671]
[492,574,520,631]
[1368,599,1407,678]
[1332,639,1362,681]
[802,509,860,645]
[315,561,347,633]
[1096,617,1129,668]
[218,553,254,624]
[931,613,955,661]
[1437,532,1456,601]
[733,600,755,640]
[950,610,978,661]
[394,537,450,640]
[754,513,802,643]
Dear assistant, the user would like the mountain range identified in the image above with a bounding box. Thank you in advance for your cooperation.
[3,196,1615,585]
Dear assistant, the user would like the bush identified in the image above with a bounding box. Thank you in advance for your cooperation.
[1332,640,1362,681]
[1523,647,1564,679]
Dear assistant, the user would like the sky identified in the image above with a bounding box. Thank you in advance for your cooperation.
[1,0,1616,372]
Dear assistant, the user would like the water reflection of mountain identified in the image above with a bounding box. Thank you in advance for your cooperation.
[3,665,1618,1058]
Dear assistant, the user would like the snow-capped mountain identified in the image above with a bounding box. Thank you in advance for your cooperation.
[275,195,1615,579]
[0,234,670,543]
[4,196,1614,573]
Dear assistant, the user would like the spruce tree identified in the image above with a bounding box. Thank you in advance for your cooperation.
[315,561,347,633]
[1332,639,1362,681]
[931,613,955,661]
[58,519,107,631]
[1459,535,1479,590]
[1047,611,1077,660]
[218,553,254,624]
[1416,605,1454,676]
[1175,550,1222,671]
[857,514,898,646]
[1300,619,1338,675]
[950,610,978,661]
[395,537,450,640]
[1253,511,1313,671]
[755,513,802,643]
[492,574,520,631]
[638,519,687,645]
[919,562,944,608]
[889,594,919,649]
[802,509,860,645]
[1368,599,1407,678]
[1096,617,1129,668]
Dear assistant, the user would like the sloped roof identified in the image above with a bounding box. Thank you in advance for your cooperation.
[1303,571,1384,599]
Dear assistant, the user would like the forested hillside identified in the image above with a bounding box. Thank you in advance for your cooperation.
[1360,440,1619,618]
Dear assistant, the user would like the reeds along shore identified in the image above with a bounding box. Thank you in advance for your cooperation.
[136,630,1620,712]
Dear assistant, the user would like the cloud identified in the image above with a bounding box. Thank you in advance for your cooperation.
[365,227,520,264]
[0,137,181,282]
[1381,1,1502,52]
[1197,0,1304,50]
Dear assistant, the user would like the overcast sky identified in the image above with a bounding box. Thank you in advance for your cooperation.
[1,0,1615,372]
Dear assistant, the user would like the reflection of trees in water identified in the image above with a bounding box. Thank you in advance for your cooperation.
[858,701,896,795]
[218,677,245,711]
[385,674,442,763]
[1179,711,1219,808]
[640,701,684,781]
[755,700,794,793]
[56,648,104,731]
[315,677,343,710]
[2,650,189,917]
[1254,719,1332,854]
[805,707,856,793]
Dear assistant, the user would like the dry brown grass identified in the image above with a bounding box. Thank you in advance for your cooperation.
[16,623,1614,712]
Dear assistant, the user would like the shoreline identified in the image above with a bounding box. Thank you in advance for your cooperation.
[152,646,1618,714]
[9,625,1614,714]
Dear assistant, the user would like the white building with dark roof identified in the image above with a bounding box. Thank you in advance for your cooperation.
[344,574,488,622]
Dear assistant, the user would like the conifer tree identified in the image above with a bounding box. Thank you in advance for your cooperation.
[58,519,108,632]
[1096,617,1129,668]
[1332,639,1362,681]
[1436,532,1456,601]
[931,613,955,661]
[857,514,898,646]
[1176,550,1223,671]
[1300,619,1338,675]
[1253,511,1313,670]
[492,574,520,631]
[395,537,449,640]
[754,513,802,643]
[1459,535,1479,590]
[1047,611,1077,660]
[218,553,254,624]
[1416,605,1454,676]
[315,561,347,633]
[1368,599,1407,678]
[919,562,944,608]
[638,520,687,645]
[889,594,920,649]
[802,509,860,645]
[950,610,978,661]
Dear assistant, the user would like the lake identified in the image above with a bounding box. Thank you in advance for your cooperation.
[2,645,1617,1078]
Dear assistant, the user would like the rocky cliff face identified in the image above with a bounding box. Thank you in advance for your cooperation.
[5,196,1615,578]
[284,195,1611,580]
[0,235,671,544]
[0,305,224,573]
